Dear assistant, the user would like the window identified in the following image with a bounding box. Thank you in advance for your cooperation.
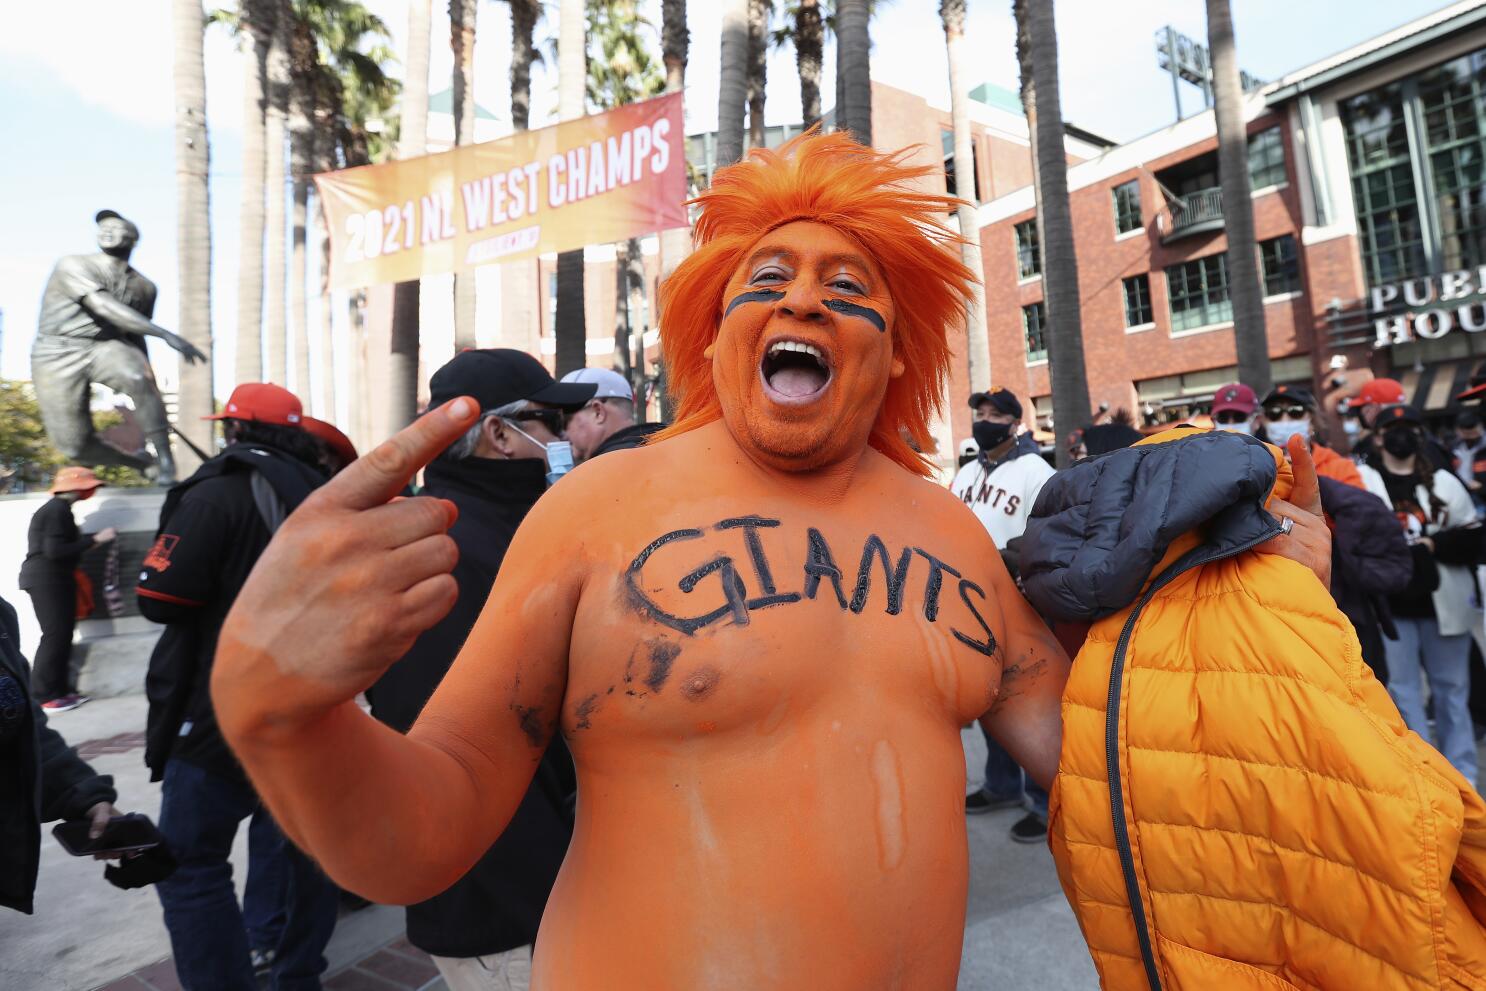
[1341,82,1426,286]
[1420,50,1486,272]
[1023,302,1047,362]
[942,130,982,201]
[1123,274,1154,327]
[1165,253,1232,332]
[1247,127,1287,190]
[1113,180,1143,234]
[1259,235,1300,296]
[1015,219,1040,279]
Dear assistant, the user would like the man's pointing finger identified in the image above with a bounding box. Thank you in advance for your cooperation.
[314,398,479,512]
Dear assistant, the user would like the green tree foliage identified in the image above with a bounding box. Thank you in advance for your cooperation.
[0,382,150,493]
[586,0,664,111]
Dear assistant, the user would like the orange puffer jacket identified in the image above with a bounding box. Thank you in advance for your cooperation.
[1022,428,1486,990]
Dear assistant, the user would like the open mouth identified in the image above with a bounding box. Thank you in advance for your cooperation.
[760,339,831,404]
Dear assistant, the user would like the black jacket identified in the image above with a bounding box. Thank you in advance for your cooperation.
[589,421,665,459]
[1320,476,1412,679]
[1,595,117,914]
[367,456,576,958]
[137,444,325,782]
[18,496,94,589]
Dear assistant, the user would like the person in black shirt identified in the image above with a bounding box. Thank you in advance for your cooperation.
[557,367,665,461]
[17,466,115,710]
[366,350,595,990]
[136,383,338,991]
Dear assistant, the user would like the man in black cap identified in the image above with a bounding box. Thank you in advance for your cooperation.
[950,388,1055,844]
[33,211,206,484]
[365,349,595,991]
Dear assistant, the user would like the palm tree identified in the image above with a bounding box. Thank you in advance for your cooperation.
[1014,0,1090,468]
[233,1,272,385]
[658,0,691,295]
[450,0,477,351]
[772,0,822,126]
[746,0,771,149]
[173,0,214,471]
[288,9,316,406]
[941,0,988,393]
[506,0,542,130]
[264,0,292,386]
[835,0,870,144]
[1208,0,1269,394]
[389,0,429,432]
[587,0,664,398]
[554,0,588,376]
[716,0,749,167]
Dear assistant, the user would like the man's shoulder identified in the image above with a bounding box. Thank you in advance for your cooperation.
[51,253,100,276]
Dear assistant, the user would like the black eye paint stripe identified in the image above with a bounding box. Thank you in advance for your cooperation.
[724,289,785,318]
[823,298,886,333]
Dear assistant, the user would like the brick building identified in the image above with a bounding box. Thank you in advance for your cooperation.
[972,0,1486,450]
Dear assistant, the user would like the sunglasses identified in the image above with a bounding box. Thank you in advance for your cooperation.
[1214,411,1251,424]
[507,409,566,435]
[1264,405,1310,421]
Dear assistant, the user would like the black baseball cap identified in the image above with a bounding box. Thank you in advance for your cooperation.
[428,349,597,412]
[1376,403,1425,429]
[1261,384,1316,410]
[968,387,1023,419]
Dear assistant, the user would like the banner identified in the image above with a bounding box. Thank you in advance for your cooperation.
[315,92,687,290]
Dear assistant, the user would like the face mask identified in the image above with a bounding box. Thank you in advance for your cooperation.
[1216,420,1254,435]
[1342,419,1361,437]
[1265,418,1310,449]
[505,422,575,485]
[972,419,1013,453]
[1383,428,1420,459]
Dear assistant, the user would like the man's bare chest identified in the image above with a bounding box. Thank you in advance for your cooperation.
[564,508,1005,740]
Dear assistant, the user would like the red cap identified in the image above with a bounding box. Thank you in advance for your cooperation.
[301,416,358,467]
[205,383,303,427]
[1354,378,1406,407]
[1210,382,1258,417]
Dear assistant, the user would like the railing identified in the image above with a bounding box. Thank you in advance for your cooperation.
[1165,186,1225,238]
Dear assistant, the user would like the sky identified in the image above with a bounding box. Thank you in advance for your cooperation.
[0,0,1457,421]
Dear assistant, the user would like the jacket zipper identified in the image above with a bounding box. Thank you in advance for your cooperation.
[1104,521,1281,991]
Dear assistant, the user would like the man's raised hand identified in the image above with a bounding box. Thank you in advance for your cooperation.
[211,398,480,741]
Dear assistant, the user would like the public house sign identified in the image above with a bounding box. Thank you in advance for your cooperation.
[1373,270,1486,347]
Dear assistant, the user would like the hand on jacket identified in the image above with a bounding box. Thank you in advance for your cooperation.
[213,398,478,741]
[1258,435,1331,589]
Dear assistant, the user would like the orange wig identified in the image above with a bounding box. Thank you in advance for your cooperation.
[653,130,976,477]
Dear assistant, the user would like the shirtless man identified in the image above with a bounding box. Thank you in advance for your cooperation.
[212,135,1103,986]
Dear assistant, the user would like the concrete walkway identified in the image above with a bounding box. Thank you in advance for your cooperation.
[1,695,1097,990]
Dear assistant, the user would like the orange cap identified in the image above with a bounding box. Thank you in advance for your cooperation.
[301,416,358,467]
[206,383,303,427]
[50,466,104,494]
[1354,378,1406,407]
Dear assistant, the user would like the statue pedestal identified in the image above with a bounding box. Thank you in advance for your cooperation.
[0,486,167,698]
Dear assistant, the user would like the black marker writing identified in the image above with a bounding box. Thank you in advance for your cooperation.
[850,535,913,616]
[912,548,961,622]
[951,579,997,657]
[803,527,848,609]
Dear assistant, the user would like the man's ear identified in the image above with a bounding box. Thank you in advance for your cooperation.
[482,416,515,459]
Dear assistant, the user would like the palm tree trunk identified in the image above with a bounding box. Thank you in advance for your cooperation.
[1208,0,1269,394]
[796,0,822,126]
[389,0,430,431]
[836,0,871,145]
[173,0,213,471]
[313,74,339,424]
[716,0,749,167]
[509,0,539,131]
[746,0,768,150]
[236,1,271,385]
[941,0,989,394]
[614,240,633,387]
[555,0,587,375]
[263,0,291,386]
[288,27,314,406]
[1016,0,1090,468]
[662,0,688,94]
[450,0,477,352]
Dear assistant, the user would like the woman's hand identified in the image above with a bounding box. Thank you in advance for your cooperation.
[1258,435,1332,588]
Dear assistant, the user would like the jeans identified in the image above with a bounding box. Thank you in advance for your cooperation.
[155,759,339,991]
[1386,615,1478,786]
[244,808,288,954]
[978,726,1049,819]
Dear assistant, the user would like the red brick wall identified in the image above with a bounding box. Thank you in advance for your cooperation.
[976,110,1363,435]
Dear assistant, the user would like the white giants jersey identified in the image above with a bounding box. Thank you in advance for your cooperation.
[949,451,1057,549]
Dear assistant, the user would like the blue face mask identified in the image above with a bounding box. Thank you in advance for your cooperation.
[1266,417,1311,449]
[505,421,574,485]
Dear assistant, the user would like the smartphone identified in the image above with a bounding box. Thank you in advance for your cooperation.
[52,813,163,857]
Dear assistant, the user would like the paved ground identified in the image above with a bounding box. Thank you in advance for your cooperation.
[1,694,1097,991]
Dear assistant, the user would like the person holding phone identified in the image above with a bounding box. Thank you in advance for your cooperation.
[0,593,122,915]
